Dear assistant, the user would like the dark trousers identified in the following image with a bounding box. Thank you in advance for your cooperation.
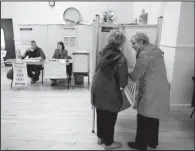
[27,65,42,80]
[96,109,118,146]
[7,65,42,80]
[135,113,159,147]
[7,68,13,80]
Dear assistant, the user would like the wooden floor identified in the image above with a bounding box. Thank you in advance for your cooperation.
[1,68,194,150]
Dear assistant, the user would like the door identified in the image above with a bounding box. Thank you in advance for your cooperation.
[1,19,16,60]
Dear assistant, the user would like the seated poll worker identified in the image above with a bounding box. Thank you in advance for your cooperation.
[7,40,46,83]
[22,40,46,83]
[127,32,170,151]
[50,41,71,86]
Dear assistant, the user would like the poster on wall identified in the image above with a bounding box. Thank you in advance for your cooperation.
[12,62,28,87]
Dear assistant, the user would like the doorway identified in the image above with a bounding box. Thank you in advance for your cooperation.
[1,19,16,60]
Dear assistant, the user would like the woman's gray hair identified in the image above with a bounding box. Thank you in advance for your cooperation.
[131,32,150,44]
[107,30,126,46]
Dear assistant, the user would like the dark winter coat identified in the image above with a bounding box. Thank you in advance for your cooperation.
[91,44,128,113]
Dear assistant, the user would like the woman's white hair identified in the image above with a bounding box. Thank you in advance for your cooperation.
[131,32,150,44]
[107,30,126,46]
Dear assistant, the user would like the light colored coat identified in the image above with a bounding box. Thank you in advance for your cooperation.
[130,44,170,121]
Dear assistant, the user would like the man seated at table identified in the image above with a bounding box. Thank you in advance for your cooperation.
[7,40,46,84]
[50,41,71,86]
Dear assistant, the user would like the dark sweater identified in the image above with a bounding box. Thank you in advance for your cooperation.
[22,47,46,59]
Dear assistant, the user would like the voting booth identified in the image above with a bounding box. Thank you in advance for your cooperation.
[72,52,90,88]
[92,15,163,75]
[91,15,163,132]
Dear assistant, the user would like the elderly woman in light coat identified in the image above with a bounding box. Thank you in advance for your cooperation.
[127,33,170,151]
[91,30,128,150]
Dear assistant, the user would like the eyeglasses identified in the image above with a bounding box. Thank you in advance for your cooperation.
[131,41,136,45]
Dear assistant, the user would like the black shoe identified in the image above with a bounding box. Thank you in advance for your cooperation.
[127,142,147,151]
[31,79,36,84]
[28,73,35,79]
[34,73,40,81]
[31,78,39,84]
[148,144,157,149]
[51,82,57,86]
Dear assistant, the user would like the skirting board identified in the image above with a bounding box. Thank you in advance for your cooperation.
[170,104,191,107]
[160,44,194,48]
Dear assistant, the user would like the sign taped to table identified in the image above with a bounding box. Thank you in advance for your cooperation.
[12,62,28,87]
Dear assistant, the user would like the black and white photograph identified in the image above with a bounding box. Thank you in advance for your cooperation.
[1,1,194,150]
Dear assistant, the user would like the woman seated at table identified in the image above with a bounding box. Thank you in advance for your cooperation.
[50,41,69,86]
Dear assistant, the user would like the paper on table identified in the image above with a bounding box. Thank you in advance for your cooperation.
[59,59,66,64]
[49,59,57,61]
[23,59,40,62]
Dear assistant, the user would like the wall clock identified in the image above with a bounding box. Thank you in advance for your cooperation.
[49,0,55,7]
[63,7,82,25]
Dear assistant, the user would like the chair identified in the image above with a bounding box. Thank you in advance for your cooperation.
[66,57,73,90]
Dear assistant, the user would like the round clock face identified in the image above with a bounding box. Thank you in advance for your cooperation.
[49,1,55,7]
[63,7,81,24]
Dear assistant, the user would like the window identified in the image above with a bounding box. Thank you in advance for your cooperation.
[1,28,5,50]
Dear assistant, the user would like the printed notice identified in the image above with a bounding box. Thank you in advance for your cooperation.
[12,62,28,87]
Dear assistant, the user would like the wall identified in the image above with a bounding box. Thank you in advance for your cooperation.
[1,1,133,77]
[160,2,181,83]
[133,2,194,105]
[170,2,194,105]
[133,2,182,84]
[148,2,168,24]
[132,2,151,23]
[1,2,134,41]
[132,2,168,24]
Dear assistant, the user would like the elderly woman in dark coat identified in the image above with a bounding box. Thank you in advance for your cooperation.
[91,30,128,150]
[127,33,170,151]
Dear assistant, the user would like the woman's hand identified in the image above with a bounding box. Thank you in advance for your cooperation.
[133,102,137,109]
[120,87,124,91]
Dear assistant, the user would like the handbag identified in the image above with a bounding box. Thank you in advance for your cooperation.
[119,89,131,112]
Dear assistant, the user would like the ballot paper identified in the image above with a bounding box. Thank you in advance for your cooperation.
[59,59,66,64]
[22,59,40,62]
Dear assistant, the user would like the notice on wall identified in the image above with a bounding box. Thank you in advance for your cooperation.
[12,62,28,87]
